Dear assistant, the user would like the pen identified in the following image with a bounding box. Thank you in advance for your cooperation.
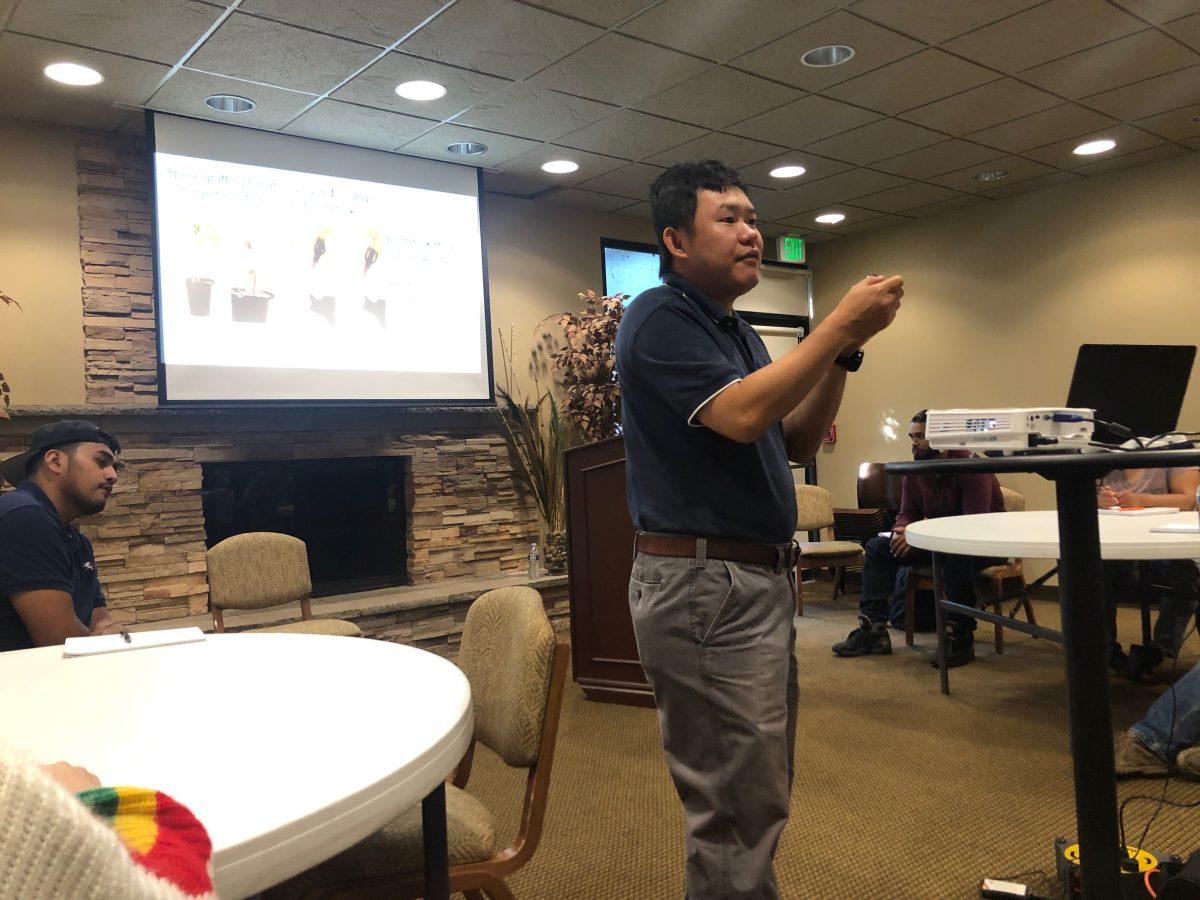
[120,630,131,643]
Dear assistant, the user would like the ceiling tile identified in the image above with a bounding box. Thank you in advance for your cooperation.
[149,69,319,130]
[483,170,554,196]
[1135,102,1200,142]
[619,0,837,62]
[1020,28,1199,99]
[929,155,1055,192]
[531,32,711,106]
[979,169,1084,199]
[575,162,664,199]
[781,203,882,230]
[1021,123,1163,167]
[281,99,433,150]
[545,188,637,212]
[735,95,881,147]
[942,0,1144,73]
[634,66,803,130]
[188,12,380,94]
[1108,0,1199,23]
[900,78,1060,134]
[497,144,627,186]
[613,200,653,220]
[0,33,170,130]
[1083,65,1200,120]
[901,194,991,218]
[1163,14,1200,52]
[645,132,786,169]
[778,168,909,210]
[805,118,945,164]
[557,109,707,159]
[239,1,444,48]
[517,0,652,28]
[837,213,912,234]
[852,181,963,213]
[398,0,601,80]
[738,151,852,189]
[873,139,1004,179]
[1072,141,1191,176]
[745,189,814,222]
[822,50,998,115]
[8,0,224,65]
[397,123,540,166]
[452,83,616,141]
[849,0,1045,44]
[732,11,925,91]
[967,103,1117,153]
[333,52,509,121]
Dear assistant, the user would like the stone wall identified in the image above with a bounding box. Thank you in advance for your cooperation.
[76,129,157,404]
[1,408,540,625]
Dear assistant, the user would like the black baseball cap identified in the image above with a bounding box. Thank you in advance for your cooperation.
[0,420,121,487]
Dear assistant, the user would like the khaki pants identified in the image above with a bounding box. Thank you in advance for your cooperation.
[629,544,798,900]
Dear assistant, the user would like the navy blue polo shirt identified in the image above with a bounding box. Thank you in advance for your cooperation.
[616,272,796,544]
[0,481,106,651]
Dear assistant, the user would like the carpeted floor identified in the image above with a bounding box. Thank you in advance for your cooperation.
[464,586,1200,899]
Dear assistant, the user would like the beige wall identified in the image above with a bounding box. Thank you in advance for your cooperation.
[809,152,1200,528]
[0,117,86,405]
[482,193,652,398]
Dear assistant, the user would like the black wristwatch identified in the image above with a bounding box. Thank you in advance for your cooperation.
[835,349,865,372]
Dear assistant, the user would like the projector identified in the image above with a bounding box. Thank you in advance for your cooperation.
[926,408,1095,453]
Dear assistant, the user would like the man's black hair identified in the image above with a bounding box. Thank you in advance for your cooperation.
[649,160,750,278]
[27,441,87,477]
[912,410,928,425]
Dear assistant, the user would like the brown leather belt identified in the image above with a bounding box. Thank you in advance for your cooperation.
[635,532,799,570]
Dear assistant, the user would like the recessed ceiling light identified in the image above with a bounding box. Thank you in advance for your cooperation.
[769,165,807,179]
[395,80,447,101]
[801,45,855,68]
[815,212,846,224]
[204,94,255,113]
[447,141,487,156]
[1073,138,1116,156]
[542,160,579,174]
[974,170,1008,182]
[44,62,103,86]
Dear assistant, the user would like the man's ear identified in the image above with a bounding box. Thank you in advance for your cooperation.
[662,226,688,264]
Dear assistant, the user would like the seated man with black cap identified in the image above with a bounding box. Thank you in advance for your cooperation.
[0,420,123,650]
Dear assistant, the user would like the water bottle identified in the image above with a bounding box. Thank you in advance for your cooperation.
[528,542,540,579]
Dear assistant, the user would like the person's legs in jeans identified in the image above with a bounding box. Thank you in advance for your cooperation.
[1129,660,1200,762]
[1149,559,1200,658]
[859,535,930,624]
[936,553,1002,633]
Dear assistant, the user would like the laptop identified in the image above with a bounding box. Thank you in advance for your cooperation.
[1066,344,1196,444]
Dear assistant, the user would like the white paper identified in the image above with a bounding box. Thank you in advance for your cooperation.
[1149,522,1200,534]
[64,627,207,657]
[1098,507,1179,516]
[878,531,892,538]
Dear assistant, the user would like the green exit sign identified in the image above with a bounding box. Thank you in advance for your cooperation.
[777,234,806,263]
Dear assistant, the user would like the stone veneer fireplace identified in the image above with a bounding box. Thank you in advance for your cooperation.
[0,406,540,626]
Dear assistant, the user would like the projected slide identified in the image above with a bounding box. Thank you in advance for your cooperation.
[151,114,490,403]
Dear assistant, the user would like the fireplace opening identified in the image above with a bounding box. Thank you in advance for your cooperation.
[201,456,410,597]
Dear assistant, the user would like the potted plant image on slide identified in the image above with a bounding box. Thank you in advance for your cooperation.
[361,229,386,328]
[309,228,336,326]
[185,223,219,316]
[230,238,271,323]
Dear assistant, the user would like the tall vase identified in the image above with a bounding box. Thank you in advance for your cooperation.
[541,526,568,574]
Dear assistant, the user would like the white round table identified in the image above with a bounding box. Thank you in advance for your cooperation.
[0,633,473,898]
[905,509,1200,560]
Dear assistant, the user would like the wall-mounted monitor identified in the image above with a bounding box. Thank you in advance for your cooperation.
[601,237,661,302]
[148,112,492,405]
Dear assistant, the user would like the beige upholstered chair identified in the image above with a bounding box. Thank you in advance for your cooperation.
[206,532,361,636]
[794,484,865,616]
[903,486,1038,650]
[275,586,569,900]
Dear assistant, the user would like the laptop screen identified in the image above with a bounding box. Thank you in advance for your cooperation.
[1066,344,1196,443]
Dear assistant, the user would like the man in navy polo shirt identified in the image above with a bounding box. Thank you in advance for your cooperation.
[616,160,903,899]
[0,420,123,651]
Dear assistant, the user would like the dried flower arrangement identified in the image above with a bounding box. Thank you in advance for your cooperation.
[546,290,626,443]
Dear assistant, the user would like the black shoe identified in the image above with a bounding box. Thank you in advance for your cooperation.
[1125,643,1166,681]
[833,616,892,657]
[931,628,975,668]
[1110,644,1135,680]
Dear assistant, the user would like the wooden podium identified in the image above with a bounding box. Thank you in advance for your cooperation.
[563,436,654,707]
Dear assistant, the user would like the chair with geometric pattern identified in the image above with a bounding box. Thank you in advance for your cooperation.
[206,532,361,637]
[276,586,569,900]
[793,484,865,617]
